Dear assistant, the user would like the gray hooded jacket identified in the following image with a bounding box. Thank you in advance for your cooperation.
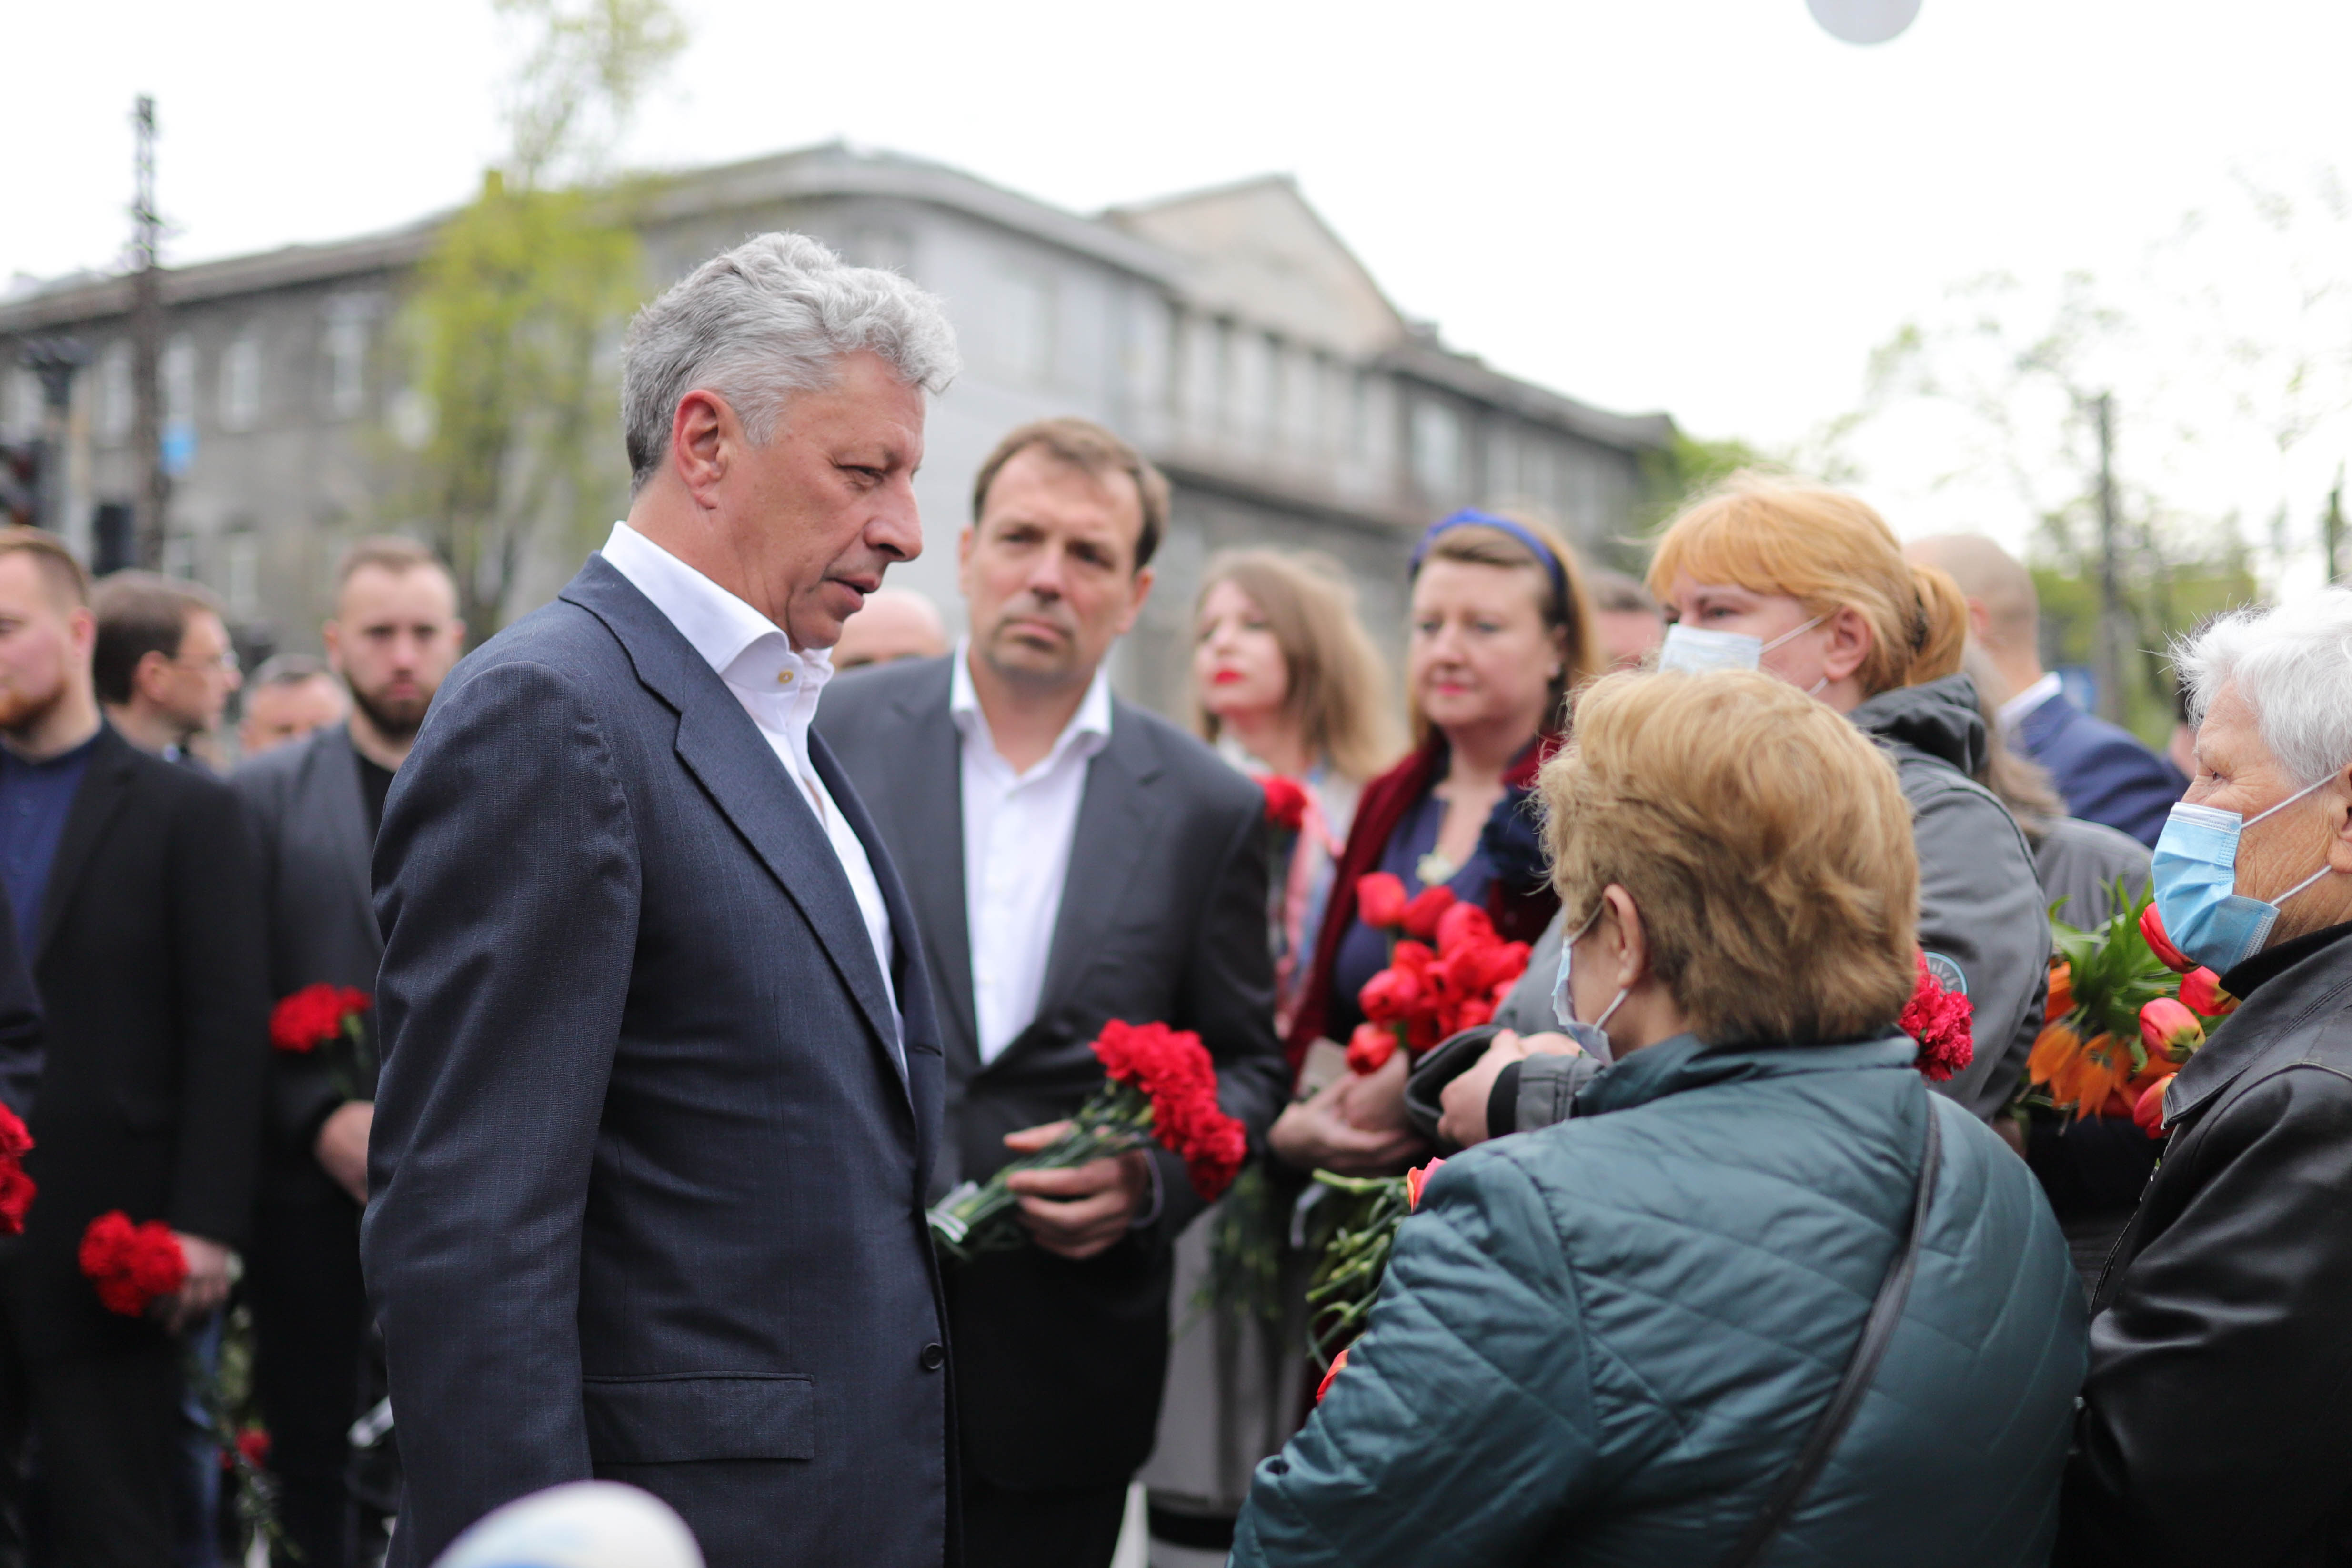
[1507,673,2048,1123]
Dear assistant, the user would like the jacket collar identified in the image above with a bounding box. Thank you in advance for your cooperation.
[1573,1031,1920,1118]
[2167,925,2352,1126]
[559,556,909,1094]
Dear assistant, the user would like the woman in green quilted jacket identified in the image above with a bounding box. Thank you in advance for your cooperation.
[1231,668,2085,1568]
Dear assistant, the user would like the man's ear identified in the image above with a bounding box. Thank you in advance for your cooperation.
[131,649,174,706]
[1112,566,1156,639]
[2328,767,2352,875]
[671,390,732,506]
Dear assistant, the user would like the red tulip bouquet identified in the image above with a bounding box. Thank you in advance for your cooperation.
[79,1212,291,1552]
[928,1020,1248,1264]
[270,984,373,1101]
[1343,874,1531,1075]
[2027,891,2237,1138]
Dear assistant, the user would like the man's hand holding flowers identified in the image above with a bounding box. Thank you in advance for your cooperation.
[1001,1124,1155,1260]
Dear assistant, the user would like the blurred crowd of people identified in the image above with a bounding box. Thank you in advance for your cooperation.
[3,226,2351,1568]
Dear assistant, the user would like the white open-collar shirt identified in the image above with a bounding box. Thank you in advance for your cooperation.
[950,642,1113,1065]
[601,522,902,1063]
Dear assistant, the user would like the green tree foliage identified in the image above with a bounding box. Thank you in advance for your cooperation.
[397,0,685,638]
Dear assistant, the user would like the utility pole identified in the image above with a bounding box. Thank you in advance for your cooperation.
[2092,392,2129,725]
[2326,465,2345,588]
[130,95,167,571]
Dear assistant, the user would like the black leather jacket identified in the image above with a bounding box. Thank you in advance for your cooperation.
[2060,921,2352,1568]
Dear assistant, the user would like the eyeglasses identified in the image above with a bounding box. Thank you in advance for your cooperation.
[170,648,241,675]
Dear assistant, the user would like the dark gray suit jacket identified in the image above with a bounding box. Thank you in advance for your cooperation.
[815,652,1288,1491]
[362,558,951,1568]
[232,723,381,1201]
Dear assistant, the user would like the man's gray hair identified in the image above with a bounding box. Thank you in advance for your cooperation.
[2176,586,2352,784]
[619,232,959,494]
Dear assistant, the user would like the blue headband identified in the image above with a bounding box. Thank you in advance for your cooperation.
[1408,509,1569,614]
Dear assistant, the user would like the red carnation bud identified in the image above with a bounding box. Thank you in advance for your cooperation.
[2139,904,2193,974]
[1315,1344,1350,1403]
[1356,873,1409,930]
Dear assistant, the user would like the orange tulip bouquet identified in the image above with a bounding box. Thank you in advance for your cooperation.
[2028,890,2238,1138]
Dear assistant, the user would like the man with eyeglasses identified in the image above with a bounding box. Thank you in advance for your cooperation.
[92,571,243,770]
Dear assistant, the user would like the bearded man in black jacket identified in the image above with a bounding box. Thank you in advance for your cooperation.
[2061,588,2352,1568]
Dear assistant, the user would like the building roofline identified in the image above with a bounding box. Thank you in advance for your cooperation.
[1380,339,1672,452]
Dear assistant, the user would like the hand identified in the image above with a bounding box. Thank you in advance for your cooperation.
[313,1101,373,1205]
[1269,1068,1425,1177]
[1002,1122,1152,1261]
[1336,1047,1413,1135]
[166,1233,233,1333]
[1438,1031,1532,1149]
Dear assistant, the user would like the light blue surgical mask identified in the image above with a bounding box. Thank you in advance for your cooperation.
[1550,904,1624,1061]
[2151,775,2340,974]
[1658,616,1825,681]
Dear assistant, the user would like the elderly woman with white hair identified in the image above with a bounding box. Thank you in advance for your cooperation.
[2060,588,2352,1568]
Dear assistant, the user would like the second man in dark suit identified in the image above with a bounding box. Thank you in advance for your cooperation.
[818,418,1290,1568]
[231,536,465,1568]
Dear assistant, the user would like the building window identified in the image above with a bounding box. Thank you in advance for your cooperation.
[1410,400,1464,501]
[162,336,199,431]
[96,343,134,445]
[988,270,1054,386]
[322,298,372,419]
[220,334,261,432]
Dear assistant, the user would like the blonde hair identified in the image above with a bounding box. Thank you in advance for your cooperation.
[1646,472,1967,697]
[1191,550,1400,784]
[1408,513,1600,745]
[1541,668,1920,1044]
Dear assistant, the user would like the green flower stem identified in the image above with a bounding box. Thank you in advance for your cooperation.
[927,1084,1155,1263]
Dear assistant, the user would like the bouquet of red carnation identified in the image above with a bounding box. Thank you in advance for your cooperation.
[928,1020,1248,1264]
[1901,952,1974,1082]
[270,984,373,1100]
[0,1102,33,1237]
[79,1210,188,1318]
[1344,874,1529,1075]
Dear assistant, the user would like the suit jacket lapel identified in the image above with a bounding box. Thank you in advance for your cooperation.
[876,669,977,1070]
[561,561,905,1083]
[1034,703,1168,1024]
[37,725,138,965]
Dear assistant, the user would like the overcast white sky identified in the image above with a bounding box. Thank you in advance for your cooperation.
[11,0,2352,577]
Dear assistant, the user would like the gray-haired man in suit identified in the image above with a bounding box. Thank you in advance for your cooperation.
[817,418,1290,1568]
[231,535,464,1568]
[363,233,961,1568]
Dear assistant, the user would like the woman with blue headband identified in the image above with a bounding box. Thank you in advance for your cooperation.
[1269,510,1596,1176]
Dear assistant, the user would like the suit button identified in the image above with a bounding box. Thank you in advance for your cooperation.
[919,1342,945,1372]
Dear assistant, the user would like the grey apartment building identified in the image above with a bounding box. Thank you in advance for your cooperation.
[0,142,1669,715]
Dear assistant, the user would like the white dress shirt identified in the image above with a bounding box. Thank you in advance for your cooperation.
[951,643,1114,1065]
[600,522,902,1062]
[1997,670,2065,734]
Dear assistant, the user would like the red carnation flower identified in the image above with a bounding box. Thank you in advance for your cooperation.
[1901,952,1974,1082]
[235,1427,271,1469]
[1356,873,1409,931]
[270,984,370,1054]
[1399,886,1457,941]
[1346,1023,1397,1075]
[79,1211,187,1318]
[1260,776,1309,834]
[0,1102,30,1162]
[0,1164,33,1237]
